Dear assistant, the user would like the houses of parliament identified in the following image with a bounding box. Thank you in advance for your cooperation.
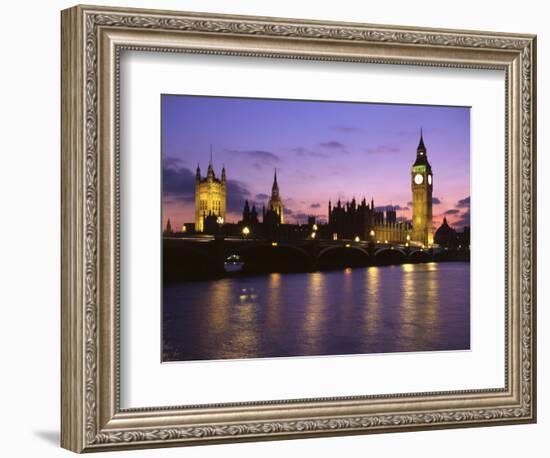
[182,132,434,246]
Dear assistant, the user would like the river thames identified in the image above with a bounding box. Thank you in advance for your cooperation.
[162,262,470,362]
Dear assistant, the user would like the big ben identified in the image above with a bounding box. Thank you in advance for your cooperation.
[411,130,433,246]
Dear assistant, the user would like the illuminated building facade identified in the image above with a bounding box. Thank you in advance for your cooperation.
[194,156,226,232]
[327,131,433,244]
[411,131,434,246]
[187,132,433,243]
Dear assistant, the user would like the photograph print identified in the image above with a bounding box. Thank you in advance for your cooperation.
[161,95,471,362]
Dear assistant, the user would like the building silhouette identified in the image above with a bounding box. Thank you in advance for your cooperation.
[434,217,470,249]
[241,200,259,226]
[163,218,173,235]
[266,170,284,224]
[434,217,457,248]
[185,131,435,244]
[411,130,434,246]
[194,148,226,232]
[328,198,411,242]
[327,131,432,244]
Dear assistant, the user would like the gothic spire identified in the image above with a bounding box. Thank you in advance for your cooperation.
[207,145,215,179]
[417,128,426,153]
[413,128,431,169]
[272,168,279,194]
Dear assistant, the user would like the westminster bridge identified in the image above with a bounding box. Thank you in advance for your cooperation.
[163,236,469,282]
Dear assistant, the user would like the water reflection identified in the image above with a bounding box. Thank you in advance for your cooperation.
[163,262,470,361]
[364,267,381,342]
[424,262,441,344]
[266,273,282,334]
[399,264,418,343]
[302,272,328,355]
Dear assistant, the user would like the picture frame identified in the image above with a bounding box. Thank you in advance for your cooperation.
[61,4,536,453]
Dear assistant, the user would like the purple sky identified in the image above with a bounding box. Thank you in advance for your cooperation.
[162,95,470,231]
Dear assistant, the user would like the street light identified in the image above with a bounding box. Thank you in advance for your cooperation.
[312,224,318,231]
[181,224,187,233]
[216,216,224,225]
[311,231,316,239]
[354,236,360,242]
[406,234,411,242]
[369,230,375,237]
[242,226,250,237]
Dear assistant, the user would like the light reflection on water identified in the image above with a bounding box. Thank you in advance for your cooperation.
[163,262,470,361]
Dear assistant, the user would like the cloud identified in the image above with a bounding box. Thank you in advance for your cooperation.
[162,156,185,170]
[310,203,321,209]
[255,193,269,201]
[226,179,251,213]
[291,212,312,224]
[374,204,409,211]
[319,140,346,150]
[331,126,362,133]
[291,147,307,156]
[364,145,400,154]
[291,146,329,159]
[457,196,470,208]
[454,209,470,228]
[162,165,195,203]
[227,149,280,164]
[444,209,460,215]
[308,151,329,158]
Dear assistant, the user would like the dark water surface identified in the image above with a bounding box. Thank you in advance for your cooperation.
[163,262,470,361]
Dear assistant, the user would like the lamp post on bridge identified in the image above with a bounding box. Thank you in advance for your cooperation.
[405,233,411,258]
[215,216,225,241]
[368,229,376,258]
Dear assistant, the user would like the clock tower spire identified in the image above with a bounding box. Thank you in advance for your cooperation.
[411,129,433,246]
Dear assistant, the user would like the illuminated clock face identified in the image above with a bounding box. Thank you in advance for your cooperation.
[428,174,432,185]
[414,173,424,185]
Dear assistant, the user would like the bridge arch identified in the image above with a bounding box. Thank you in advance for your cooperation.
[317,245,370,270]
[374,248,407,265]
[240,244,314,274]
[409,250,431,263]
[374,246,407,256]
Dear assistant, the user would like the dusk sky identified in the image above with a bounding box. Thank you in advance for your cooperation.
[162,95,470,231]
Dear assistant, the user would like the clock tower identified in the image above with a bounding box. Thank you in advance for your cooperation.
[411,130,433,246]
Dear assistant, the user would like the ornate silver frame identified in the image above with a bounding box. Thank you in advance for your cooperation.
[61,4,537,453]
